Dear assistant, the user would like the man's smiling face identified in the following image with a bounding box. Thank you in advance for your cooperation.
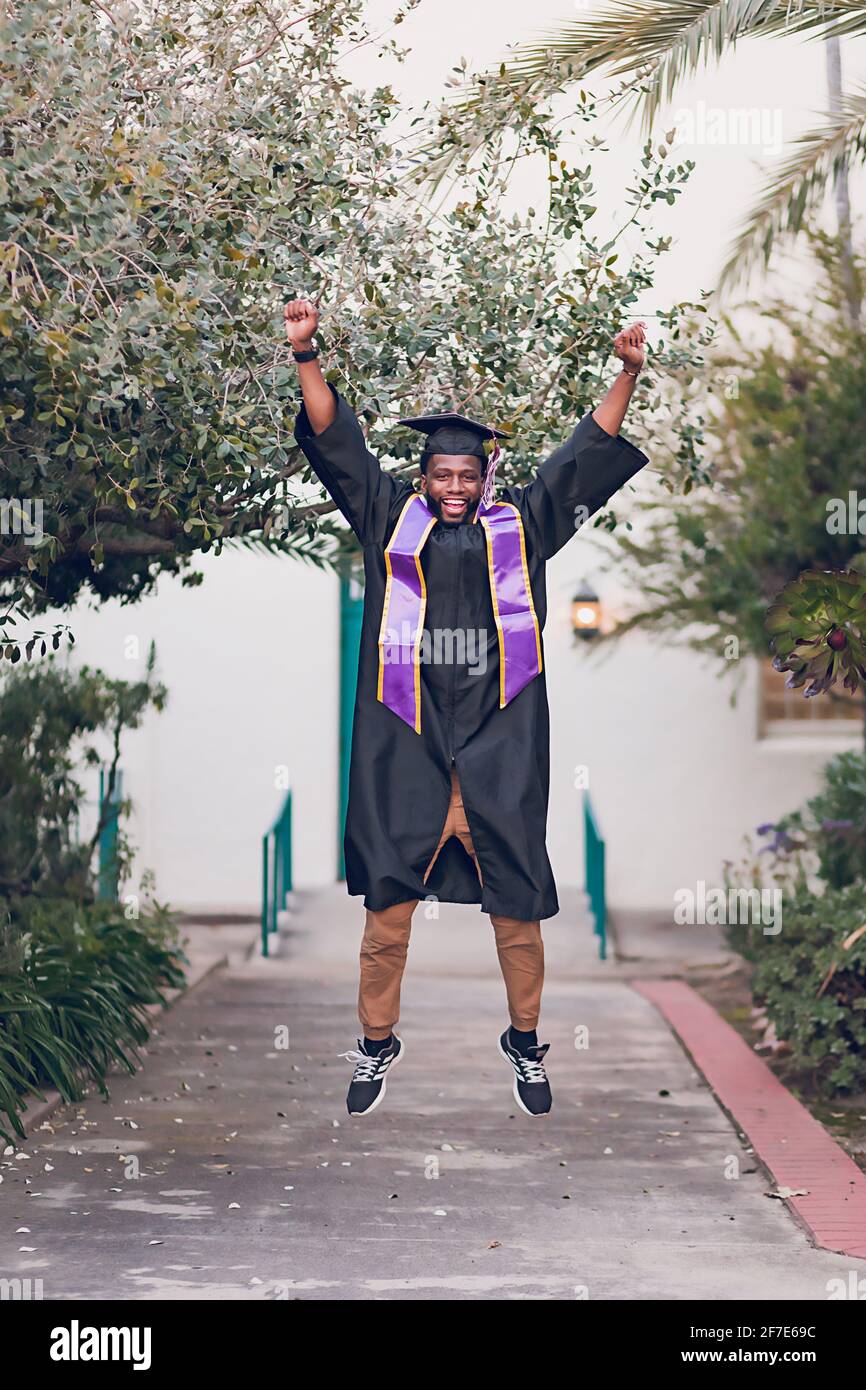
[420,454,484,525]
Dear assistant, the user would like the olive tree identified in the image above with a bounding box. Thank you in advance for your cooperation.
[0,0,708,658]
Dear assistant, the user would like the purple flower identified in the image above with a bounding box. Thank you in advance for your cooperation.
[758,829,798,855]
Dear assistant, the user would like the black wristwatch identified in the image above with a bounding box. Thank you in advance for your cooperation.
[292,344,320,363]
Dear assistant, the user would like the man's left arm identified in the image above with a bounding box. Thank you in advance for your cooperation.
[517,322,650,561]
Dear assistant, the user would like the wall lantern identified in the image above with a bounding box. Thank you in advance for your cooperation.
[571,583,602,642]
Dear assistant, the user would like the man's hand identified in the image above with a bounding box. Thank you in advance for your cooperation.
[283,297,335,435]
[284,297,320,350]
[612,320,647,373]
[591,321,647,436]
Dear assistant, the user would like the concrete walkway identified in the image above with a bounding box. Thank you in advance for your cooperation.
[2,887,861,1300]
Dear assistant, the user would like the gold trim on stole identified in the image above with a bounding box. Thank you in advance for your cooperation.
[377,494,436,733]
[480,502,543,708]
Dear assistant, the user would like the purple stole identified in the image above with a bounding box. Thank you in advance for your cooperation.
[376,493,543,733]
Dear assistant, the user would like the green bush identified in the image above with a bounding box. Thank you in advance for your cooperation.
[780,749,866,890]
[725,750,866,916]
[740,880,866,1096]
[0,652,166,906]
[0,653,186,1141]
[0,897,186,1142]
[604,236,866,670]
[723,749,866,1096]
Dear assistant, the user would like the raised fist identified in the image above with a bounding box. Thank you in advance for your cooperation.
[284,298,320,350]
[613,320,647,372]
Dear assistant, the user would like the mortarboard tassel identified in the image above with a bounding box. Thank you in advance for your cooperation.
[479,435,501,512]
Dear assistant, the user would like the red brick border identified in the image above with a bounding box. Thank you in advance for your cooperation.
[633,978,866,1259]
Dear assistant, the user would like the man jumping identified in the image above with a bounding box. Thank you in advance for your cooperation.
[286,298,648,1117]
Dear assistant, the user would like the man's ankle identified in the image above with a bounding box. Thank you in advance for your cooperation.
[364,1033,393,1056]
[508,1024,538,1055]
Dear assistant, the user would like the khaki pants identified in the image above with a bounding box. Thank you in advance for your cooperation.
[359,768,544,1039]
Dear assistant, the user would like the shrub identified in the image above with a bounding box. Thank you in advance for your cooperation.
[783,749,866,889]
[0,653,185,1140]
[742,879,866,1096]
[0,650,166,908]
[0,896,186,1142]
[725,749,866,921]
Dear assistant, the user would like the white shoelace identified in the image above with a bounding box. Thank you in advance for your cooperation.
[514,1054,548,1084]
[338,1048,386,1082]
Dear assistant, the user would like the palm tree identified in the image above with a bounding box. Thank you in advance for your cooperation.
[421,1,866,319]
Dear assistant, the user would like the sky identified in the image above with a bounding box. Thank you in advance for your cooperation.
[340,0,866,333]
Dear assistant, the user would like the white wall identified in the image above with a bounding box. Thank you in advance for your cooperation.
[51,550,339,912]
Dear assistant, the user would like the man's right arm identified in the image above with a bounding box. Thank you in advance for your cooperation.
[284,298,336,434]
[285,298,408,545]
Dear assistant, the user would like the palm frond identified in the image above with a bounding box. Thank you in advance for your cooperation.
[718,85,866,291]
[411,0,865,191]
[495,1,788,131]
[781,0,866,43]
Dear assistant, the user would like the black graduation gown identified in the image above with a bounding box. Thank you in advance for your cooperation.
[294,384,649,921]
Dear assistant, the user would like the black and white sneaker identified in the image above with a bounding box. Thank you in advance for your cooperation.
[497,1028,552,1116]
[339,1034,404,1116]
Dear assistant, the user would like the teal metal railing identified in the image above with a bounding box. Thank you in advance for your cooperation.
[339,576,363,879]
[261,791,293,957]
[583,791,607,960]
[97,766,123,901]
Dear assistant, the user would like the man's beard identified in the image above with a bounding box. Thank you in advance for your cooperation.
[426,494,479,526]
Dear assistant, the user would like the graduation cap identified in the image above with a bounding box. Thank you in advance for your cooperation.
[398,411,510,509]
[398,412,509,462]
